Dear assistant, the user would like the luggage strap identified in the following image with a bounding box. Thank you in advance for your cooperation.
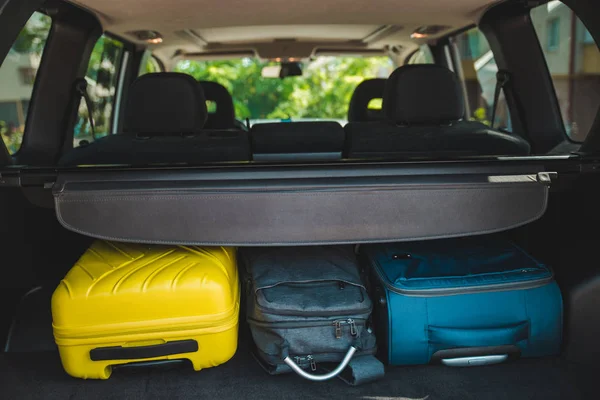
[323,354,385,386]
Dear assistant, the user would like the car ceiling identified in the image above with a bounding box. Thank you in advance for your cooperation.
[70,0,502,64]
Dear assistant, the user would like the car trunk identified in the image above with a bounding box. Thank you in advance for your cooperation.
[0,328,591,400]
[1,160,599,399]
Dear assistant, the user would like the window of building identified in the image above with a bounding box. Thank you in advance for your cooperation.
[0,12,52,155]
[18,67,37,85]
[532,2,600,142]
[73,35,125,147]
[407,45,434,65]
[547,18,560,51]
[453,28,512,132]
[583,29,594,45]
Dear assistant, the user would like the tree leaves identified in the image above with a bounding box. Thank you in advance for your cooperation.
[175,56,393,120]
[11,13,51,56]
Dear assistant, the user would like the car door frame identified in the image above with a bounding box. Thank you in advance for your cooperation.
[404,0,599,156]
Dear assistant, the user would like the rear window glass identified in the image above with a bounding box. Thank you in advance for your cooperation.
[407,45,434,65]
[0,12,51,155]
[139,53,163,76]
[531,1,600,142]
[175,56,394,124]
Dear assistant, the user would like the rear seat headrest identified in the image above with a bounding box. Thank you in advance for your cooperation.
[348,78,386,122]
[383,65,465,125]
[123,72,208,134]
[200,81,235,129]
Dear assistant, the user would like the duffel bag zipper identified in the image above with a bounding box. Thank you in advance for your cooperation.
[294,355,318,371]
[256,279,366,292]
[370,258,554,297]
[248,317,366,339]
[253,303,372,317]
[288,348,377,369]
[257,347,377,365]
[334,319,358,338]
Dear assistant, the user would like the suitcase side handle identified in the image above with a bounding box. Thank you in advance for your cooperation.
[283,346,357,381]
[90,339,198,361]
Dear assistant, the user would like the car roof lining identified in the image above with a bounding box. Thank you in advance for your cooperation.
[69,0,502,62]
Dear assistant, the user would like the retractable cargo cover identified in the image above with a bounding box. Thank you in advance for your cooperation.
[52,164,554,246]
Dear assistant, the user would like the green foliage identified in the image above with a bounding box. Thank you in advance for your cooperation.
[175,57,393,120]
[0,121,23,155]
[139,53,161,76]
[12,12,52,56]
[470,107,491,126]
[367,98,383,110]
[74,35,124,141]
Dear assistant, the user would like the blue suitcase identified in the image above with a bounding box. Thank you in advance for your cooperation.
[362,237,562,366]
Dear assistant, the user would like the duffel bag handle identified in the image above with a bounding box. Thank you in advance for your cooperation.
[283,346,357,381]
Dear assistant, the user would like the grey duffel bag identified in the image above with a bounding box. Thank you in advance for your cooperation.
[241,246,384,385]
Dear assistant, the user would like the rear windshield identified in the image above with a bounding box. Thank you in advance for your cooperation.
[174,56,394,124]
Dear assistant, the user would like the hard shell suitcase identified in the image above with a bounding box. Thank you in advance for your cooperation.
[241,246,384,385]
[362,237,563,366]
[52,241,239,379]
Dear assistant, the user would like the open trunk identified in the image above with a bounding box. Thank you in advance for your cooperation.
[1,159,599,399]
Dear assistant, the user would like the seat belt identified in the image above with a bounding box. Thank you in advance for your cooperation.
[56,78,97,162]
[74,78,96,140]
[490,70,510,129]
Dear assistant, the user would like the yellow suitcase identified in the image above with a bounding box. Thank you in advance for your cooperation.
[51,241,239,379]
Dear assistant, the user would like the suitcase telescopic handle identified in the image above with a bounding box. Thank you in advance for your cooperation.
[283,346,357,381]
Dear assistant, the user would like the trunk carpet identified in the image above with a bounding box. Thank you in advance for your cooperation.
[0,347,588,400]
[0,288,589,400]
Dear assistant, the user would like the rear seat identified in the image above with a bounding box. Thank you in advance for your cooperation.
[347,78,386,123]
[59,73,250,166]
[250,121,345,161]
[345,65,530,159]
[200,80,236,129]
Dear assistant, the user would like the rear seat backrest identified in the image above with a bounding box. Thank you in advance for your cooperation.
[250,121,345,161]
[347,78,386,123]
[345,65,530,158]
[59,72,250,165]
[199,81,236,129]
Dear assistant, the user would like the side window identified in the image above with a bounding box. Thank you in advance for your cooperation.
[139,53,163,76]
[73,35,124,147]
[531,1,600,142]
[454,28,512,131]
[0,12,52,155]
[407,45,434,65]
